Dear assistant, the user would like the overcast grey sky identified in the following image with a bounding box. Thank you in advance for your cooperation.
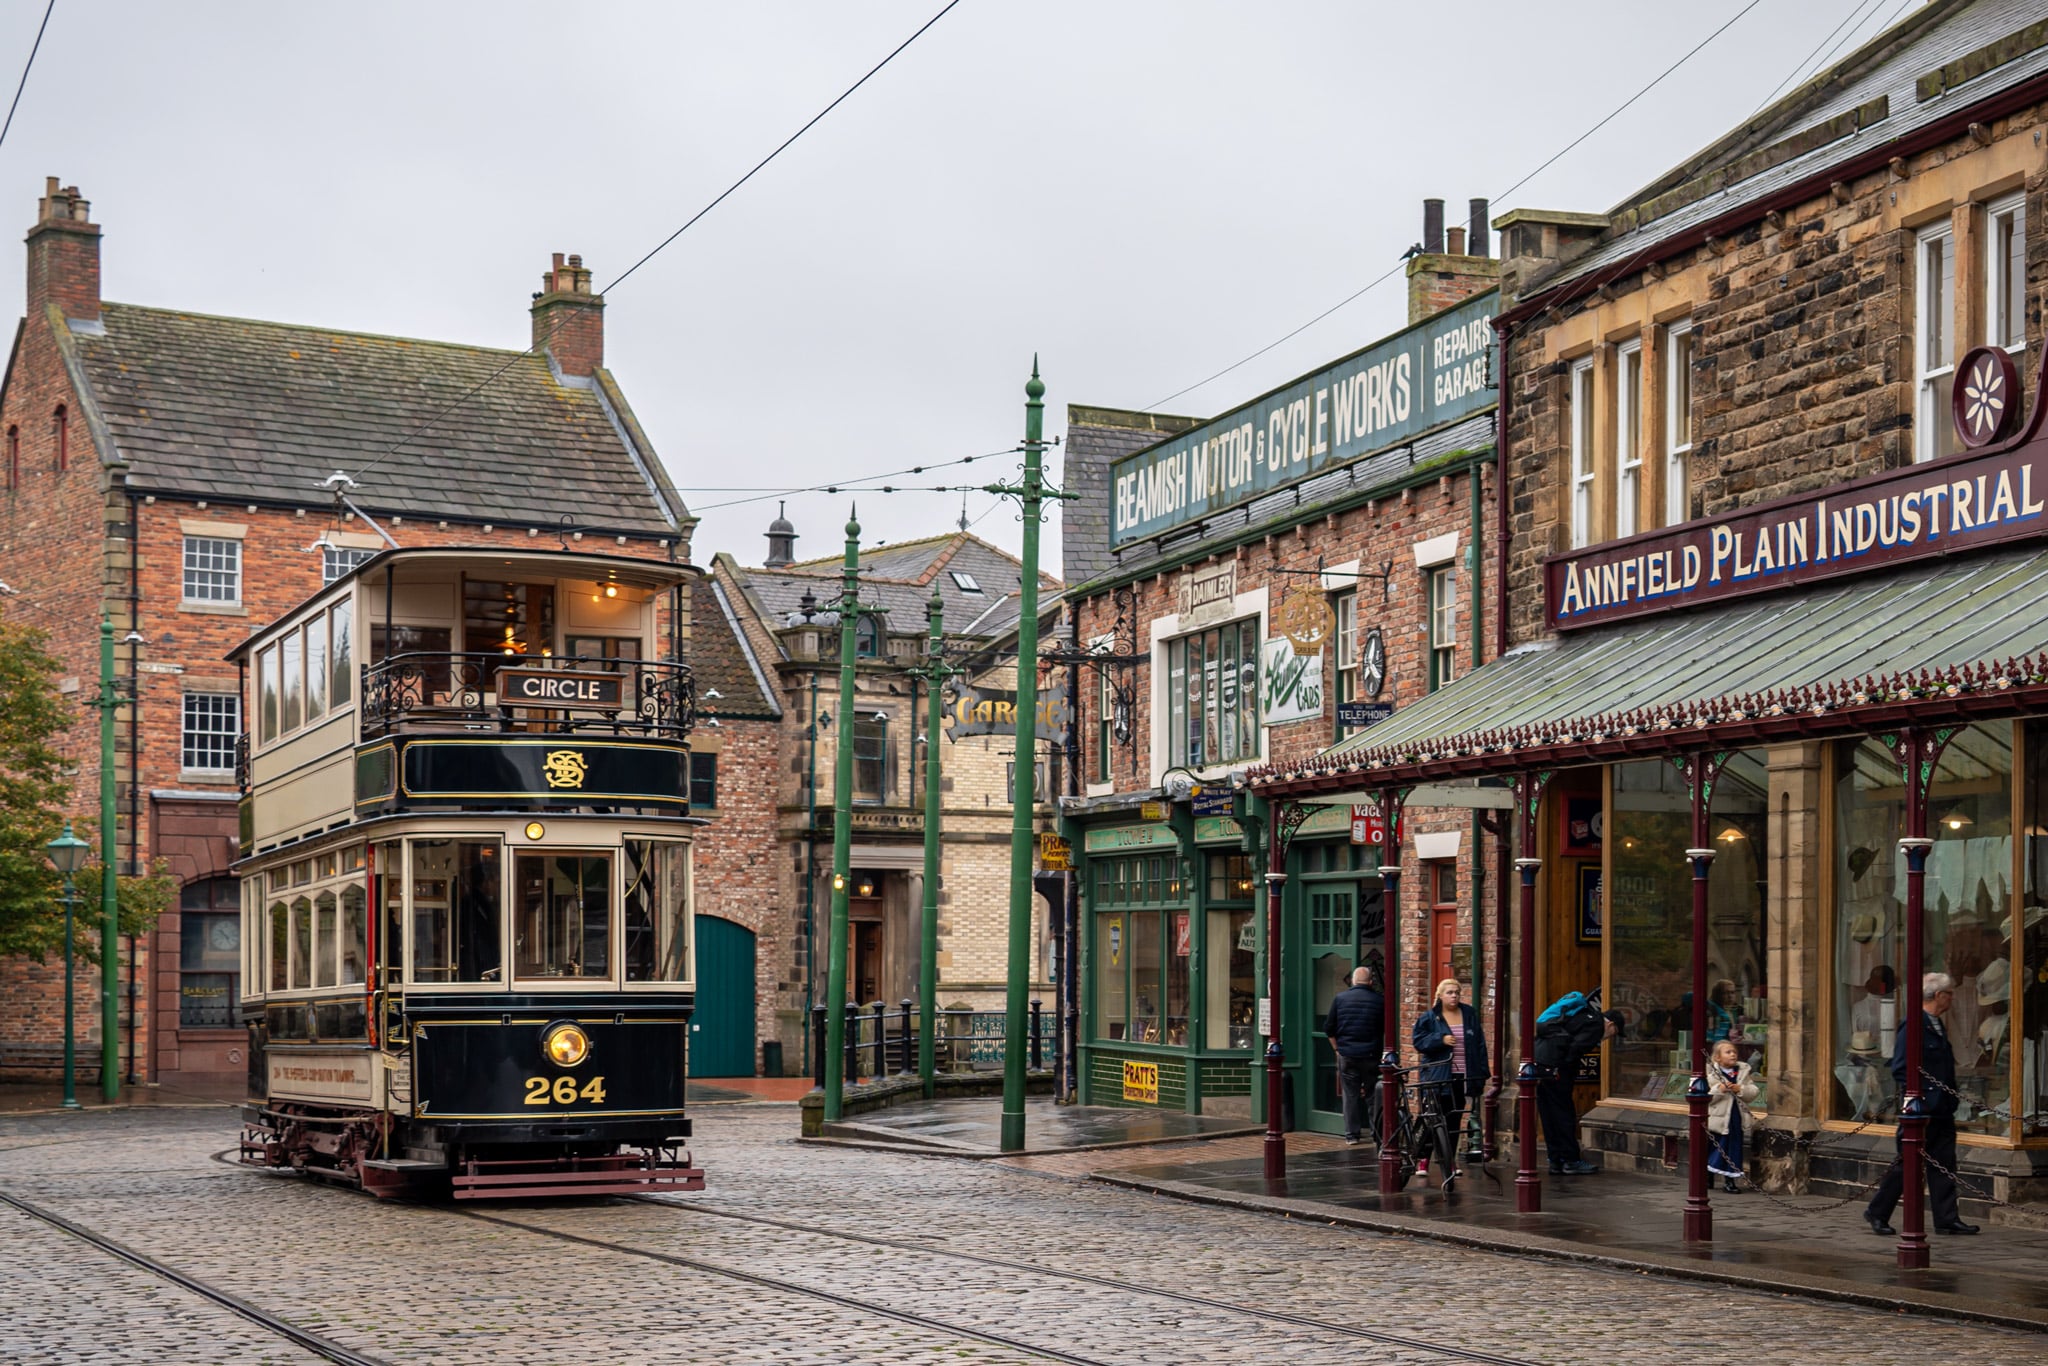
[0,0,1922,577]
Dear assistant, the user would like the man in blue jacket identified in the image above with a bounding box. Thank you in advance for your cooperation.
[1324,966,1384,1145]
[1864,972,1979,1236]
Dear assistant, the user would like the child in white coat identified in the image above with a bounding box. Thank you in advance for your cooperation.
[1705,1038,1759,1193]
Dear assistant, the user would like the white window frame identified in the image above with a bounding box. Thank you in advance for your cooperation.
[1569,358,1596,547]
[322,545,376,584]
[182,535,243,605]
[1664,320,1694,526]
[180,692,241,775]
[1987,192,2027,355]
[1615,340,1643,538]
[1428,566,1457,691]
[1916,220,1958,463]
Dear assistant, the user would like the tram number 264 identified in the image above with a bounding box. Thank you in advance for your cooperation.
[524,1076,608,1106]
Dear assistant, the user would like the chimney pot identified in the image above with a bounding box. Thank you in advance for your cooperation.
[27,176,101,325]
[1423,198,1445,255]
[1468,198,1490,258]
[1446,226,1467,256]
[531,249,604,377]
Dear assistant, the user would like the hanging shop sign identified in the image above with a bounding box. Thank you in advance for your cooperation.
[945,683,1072,746]
[1109,290,1496,546]
[1190,787,1234,817]
[1335,701,1394,730]
[1084,823,1176,853]
[1038,832,1073,870]
[1547,346,2048,631]
[1347,801,1403,847]
[1275,589,1331,653]
[1260,636,1324,727]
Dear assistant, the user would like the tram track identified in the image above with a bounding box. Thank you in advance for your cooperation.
[458,1207,1114,1365]
[0,1188,393,1366]
[635,1197,1550,1366]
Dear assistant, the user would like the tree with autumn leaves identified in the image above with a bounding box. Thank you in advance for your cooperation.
[0,605,171,960]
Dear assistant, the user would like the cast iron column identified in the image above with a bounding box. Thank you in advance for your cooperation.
[1262,811,1288,1180]
[1683,845,1716,1242]
[917,585,947,1099]
[98,618,119,1101]
[1898,833,1933,1268]
[822,512,862,1122]
[1376,799,1405,1194]
[1513,856,1542,1213]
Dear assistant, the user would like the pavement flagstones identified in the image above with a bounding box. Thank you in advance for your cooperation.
[1,1099,2042,1364]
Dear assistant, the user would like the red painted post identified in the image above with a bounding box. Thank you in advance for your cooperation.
[1897,830,1933,1269]
[1683,845,1716,1242]
[1376,790,1406,1194]
[1263,810,1288,1181]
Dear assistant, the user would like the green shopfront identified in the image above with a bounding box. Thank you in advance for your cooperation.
[1075,805,1382,1130]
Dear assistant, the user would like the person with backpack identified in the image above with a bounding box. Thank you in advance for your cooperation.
[1533,990,1625,1175]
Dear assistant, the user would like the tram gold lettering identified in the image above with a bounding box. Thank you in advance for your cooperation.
[525,1075,607,1105]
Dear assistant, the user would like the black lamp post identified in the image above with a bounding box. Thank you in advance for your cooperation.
[45,821,90,1110]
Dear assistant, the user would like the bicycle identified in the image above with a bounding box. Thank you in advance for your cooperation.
[1372,1064,1472,1194]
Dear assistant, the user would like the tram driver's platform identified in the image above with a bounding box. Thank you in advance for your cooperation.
[1085,1141,2048,1330]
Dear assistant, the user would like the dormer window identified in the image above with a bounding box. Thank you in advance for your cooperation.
[950,570,982,593]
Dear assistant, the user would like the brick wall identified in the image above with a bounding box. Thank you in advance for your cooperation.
[688,715,784,1067]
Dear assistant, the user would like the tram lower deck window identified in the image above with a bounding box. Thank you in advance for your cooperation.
[515,853,611,980]
[410,839,502,983]
[623,840,691,983]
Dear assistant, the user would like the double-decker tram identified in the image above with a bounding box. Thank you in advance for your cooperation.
[232,547,705,1198]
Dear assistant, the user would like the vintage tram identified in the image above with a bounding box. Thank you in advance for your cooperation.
[232,546,705,1198]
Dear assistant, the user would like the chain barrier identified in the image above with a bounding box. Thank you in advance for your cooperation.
[1914,1074,2029,1212]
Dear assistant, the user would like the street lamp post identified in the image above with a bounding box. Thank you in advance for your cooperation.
[822,512,863,1123]
[905,585,960,1099]
[93,618,124,1102]
[45,821,90,1110]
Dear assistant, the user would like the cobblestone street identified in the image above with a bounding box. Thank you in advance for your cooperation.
[1,1102,2041,1365]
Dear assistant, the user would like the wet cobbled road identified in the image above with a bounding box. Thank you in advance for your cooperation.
[0,1104,2038,1365]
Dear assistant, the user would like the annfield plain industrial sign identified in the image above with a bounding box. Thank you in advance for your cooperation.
[1109,291,1496,547]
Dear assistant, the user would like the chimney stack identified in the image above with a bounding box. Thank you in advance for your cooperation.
[1468,198,1490,259]
[530,251,604,379]
[1422,198,1445,255]
[27,177,99,326]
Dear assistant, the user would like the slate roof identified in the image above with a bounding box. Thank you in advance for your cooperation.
[695,577,781,720]
[1534,0,2048,299]
[728,531,1062,644]
[1319,541,2048,765]
[1059,407,1202,588]
[65,302,685,535]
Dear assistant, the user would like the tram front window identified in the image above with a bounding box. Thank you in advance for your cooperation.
[516,854,611,980]
[410,839,502,983]
[623,840,691,982]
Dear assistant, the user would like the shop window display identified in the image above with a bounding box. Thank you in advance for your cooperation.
[1608,752,1768,1105]
[1090,853,1184,1045]
[1205,853,1256,1051]
[2018,722,2048,1138]
[1832,725,2013,1136]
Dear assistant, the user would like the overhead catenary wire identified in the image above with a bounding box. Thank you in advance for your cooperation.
[0,0,55,154]
[344,0,963,487]
[683,446,1022,513]
[1146,0,1773,413]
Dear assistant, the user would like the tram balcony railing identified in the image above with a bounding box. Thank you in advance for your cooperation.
[809,1000,1052,1086]
[359,652,695,741]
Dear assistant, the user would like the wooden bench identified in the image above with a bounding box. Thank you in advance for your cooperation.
[0,1043,104,1080]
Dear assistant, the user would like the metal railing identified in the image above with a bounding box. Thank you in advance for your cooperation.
[811,1000,1051,1086]
[359,652,694,740]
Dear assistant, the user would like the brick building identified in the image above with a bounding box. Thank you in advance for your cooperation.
[0,178,692,1088]
[1060,201,1503,1125]
[1255,0,2048,1224]
[712,520,1063,1075]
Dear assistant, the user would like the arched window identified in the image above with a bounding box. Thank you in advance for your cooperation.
[854,615,880,658]
[52,404,67,472]
[4,425,16,490]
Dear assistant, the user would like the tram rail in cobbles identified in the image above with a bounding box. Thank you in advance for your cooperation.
[0,1188,393,1366]
[612,1196,1551,1366]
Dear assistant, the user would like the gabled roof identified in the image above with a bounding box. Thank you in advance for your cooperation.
[695,576,782,720]
[725,530,1062,643]
[62,302,687,536]
[1525,0,2048,304]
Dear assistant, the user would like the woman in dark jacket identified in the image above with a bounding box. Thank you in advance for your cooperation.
[1411,980,1490,1174]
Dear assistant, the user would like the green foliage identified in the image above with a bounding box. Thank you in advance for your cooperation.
[0,609,73,959]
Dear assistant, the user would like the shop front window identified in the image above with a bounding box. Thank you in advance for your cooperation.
[1091,851,1184,1045]
[1205,852,1256,1051]
[2017,721,2048,1138]
[1608,751,1768,1105]
[178,877,239,1028]
[1167,618,1259,767]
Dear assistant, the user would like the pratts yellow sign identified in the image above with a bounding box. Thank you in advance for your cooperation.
[1122,1059,1159,1104]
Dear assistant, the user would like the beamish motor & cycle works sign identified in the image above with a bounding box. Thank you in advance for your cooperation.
[1546,346,2048,631]
[1110,291,1495,547]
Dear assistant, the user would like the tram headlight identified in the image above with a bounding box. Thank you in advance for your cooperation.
[542,1021,591,1068]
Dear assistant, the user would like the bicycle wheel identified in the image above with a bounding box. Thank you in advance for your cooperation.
[1432,1115,1458,1192]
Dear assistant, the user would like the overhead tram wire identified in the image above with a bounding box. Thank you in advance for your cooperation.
[1145,0,1771,413]
[0,0,55,153]
[343,0,964,488]
[682,446,1023,513]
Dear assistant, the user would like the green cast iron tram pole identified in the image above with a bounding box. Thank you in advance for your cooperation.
[916,585,951,1098]
[98,618,119,1102]
[822,512,862,1122]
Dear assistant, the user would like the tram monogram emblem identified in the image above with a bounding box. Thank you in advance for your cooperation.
[542,750,589,789]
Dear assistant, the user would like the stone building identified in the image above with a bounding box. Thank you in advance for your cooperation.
[1060,201,1504,1126]
[713,520,1063,1075]
[1255,0,2048,1223]
[0,178,692,1088]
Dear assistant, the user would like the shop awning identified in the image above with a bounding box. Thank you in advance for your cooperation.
[1254,543,2048,794]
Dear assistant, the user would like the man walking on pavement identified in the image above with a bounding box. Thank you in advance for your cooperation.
[1534,998,1624,1174]
[1864,972,1980,1237]
[1325,965,1384,1146]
